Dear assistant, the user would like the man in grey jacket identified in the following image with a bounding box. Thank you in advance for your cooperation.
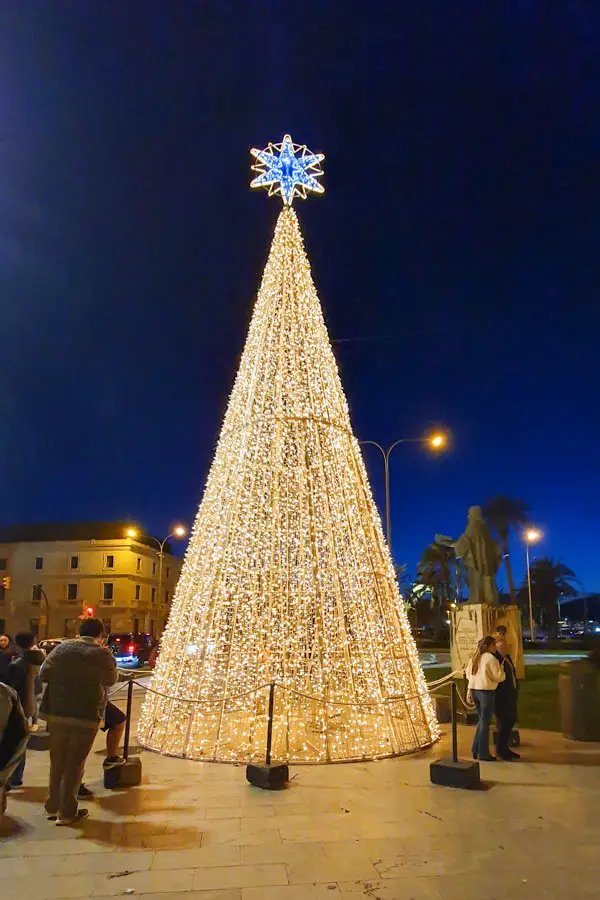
[40,618,117,825]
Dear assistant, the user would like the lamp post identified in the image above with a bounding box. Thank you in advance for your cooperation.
[525,528,541,642]
[360,432,447,559]
[34,584,50,639]
[126,526,186,632]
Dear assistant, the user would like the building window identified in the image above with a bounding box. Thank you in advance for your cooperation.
[164,589,169,604]
[35,557,43,570]
[136,557,142,572]
[133,618,140,634]
[0,586,5,602]
[135,584,141,600]
[166,567,170,578]
[152,561,156,576]
[151,587,156,604]
[0,558,6,570]
[102,618,111,634]
[105,554,114,569]
[67,583,78,602]
[70,555,79,570]
[32,585,42,605]
[103,583,114,604]
[0,618,5,633]
[30,618,40,638]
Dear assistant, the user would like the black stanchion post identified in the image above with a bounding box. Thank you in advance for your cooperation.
[265,682,275,765]
[104,677,142,789]
[123,678,134,761]
[429,679,481,789]
[451,681,458,763]
[246,683,289,790]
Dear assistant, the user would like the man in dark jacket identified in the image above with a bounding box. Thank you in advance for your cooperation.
[6,632,45,787]
[494,626,520,761]
[0,634,16,684]
[40,618,117,825]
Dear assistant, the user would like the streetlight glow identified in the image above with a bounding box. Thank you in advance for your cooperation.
[126,528,137,539]
[525,528,541,543]
[173,525,186,538]
[429,433,446,450]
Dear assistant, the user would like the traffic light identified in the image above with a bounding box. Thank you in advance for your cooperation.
[1,576,11,590]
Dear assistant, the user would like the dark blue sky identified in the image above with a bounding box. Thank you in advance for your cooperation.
[1,3,599,590]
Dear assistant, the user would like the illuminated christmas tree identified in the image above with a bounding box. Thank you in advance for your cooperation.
[138,135,439,762]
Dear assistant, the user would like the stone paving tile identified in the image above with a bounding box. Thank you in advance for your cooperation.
[91,866,196,896]
[151,846,241,869]
[191,862,288,890]
[242,886,342,900]
[95,894,241,900]
[207,804,276,819]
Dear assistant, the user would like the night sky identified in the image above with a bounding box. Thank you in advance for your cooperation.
[1,4,599,591]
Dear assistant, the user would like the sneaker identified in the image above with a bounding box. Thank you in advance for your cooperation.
[46,814,58,821]
[78,784,94,798]
[102,756,126,769]
[56,809,89,826]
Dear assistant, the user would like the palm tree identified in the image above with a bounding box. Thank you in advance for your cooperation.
[415,543,456,640]
[482,496,530,603]
[517,557,577,638]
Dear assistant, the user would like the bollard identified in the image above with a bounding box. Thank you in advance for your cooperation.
[104,679,142,789]
[246,684,289,790]
[429,682,481,789]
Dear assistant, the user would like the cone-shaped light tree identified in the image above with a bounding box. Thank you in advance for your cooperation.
[138,135,439,762]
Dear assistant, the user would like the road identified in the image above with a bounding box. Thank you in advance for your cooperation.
[418,650,587,669]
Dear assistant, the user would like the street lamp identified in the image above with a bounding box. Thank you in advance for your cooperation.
[126,526,186,628]
[360,431,447,558]
[525,528,541,642]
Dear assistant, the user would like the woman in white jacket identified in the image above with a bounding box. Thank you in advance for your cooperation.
[466,636,505,761]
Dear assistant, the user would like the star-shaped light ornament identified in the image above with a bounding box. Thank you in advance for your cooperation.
[250,134,324,206]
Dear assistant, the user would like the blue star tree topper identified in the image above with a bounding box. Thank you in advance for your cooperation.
[250,134,324,205]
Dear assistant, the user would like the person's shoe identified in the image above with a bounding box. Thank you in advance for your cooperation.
[9,781,23,788]
[472,752,478,760]
[56,809,89,826]
[497,753,513,761]
[508,750,521,759]
[78,784,94,798]
[103,756,125,769]
[46,814,58,821]
[479,755,496,761]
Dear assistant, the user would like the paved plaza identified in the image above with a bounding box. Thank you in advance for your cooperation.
[1,717,599,900]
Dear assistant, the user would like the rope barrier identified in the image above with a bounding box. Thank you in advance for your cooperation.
[117,674,455,712]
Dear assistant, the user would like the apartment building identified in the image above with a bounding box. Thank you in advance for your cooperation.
[0,522,183,639]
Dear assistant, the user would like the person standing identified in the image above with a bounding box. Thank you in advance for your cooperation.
[39,618,117,825]
[0,682,28,814]
[6,632,45,788]
[494,626,520,760]
[0,635,16,684]
[466,635,505,761]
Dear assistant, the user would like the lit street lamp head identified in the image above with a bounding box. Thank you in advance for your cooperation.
[126,528,137,539]
[428,432,447,450]
[525,528,541,543]
[172,525,186,538]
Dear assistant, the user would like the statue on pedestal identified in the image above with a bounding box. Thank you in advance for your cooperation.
[454,506,502,605]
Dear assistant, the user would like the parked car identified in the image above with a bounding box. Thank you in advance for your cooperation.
[107,633,155,668]
[38,638,64,656]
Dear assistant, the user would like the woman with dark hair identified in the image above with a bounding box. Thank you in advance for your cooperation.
[466,635,505,761]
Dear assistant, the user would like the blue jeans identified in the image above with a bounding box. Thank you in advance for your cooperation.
[471,690,496,759]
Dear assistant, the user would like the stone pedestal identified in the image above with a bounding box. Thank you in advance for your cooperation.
[450,603,524,679]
